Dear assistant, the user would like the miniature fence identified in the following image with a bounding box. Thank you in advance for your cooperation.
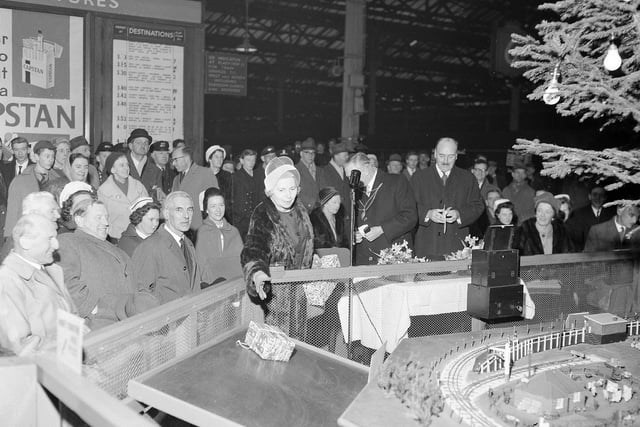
[81,250,639,401]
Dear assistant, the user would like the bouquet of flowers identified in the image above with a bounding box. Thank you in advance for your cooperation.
[375,240,428,265]
[444,234,484,261]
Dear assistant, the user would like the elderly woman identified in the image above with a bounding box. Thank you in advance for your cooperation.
[97,151,148,242]
[310,186,347,249]
[513,192,574,256]
[241,156,314,338]
[196,187,243,286]
[53,138,71,176]
[57,199,152,329]
[118,197,161,257]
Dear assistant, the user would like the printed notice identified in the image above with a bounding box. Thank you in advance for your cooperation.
[112,24,184,143]
[56,309,84,375]
[205,52,247,96]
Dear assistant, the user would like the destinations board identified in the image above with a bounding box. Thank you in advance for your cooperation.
[112,24,184,143]
[205,51,247,96]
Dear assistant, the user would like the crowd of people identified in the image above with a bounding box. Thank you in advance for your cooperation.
[0,131,638,355]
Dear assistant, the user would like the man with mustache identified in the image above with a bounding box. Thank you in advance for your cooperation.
[410,137,484,259]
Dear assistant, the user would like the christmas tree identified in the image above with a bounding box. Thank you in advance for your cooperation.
[509,0,640,206]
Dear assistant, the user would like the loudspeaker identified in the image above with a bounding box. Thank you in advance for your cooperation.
[467,283,523,321]
[471,249,519,287]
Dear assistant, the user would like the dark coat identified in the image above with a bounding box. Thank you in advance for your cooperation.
[132,225,201,304]
[214,168,233,223]
[354,171,417,265]
[148,157,176,196]
[310,206,348,249]
[57,230,137,329]
[172,163,219,230]
[195,216,243,285]
[513,217,574,256]
[411,165,484,259]
[241,198,313,336]
[583,217,640,252]
[317,162,351,224]
[117,223,144,257]
[295,161,320,211]
[232,168,261,238]
[0,158,33,187]
[127,154,163,199]
[566,205,615,251]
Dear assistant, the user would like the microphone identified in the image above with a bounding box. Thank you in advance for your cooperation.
[349,170,361,189]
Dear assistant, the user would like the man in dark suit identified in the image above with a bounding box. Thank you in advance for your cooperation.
[317,142,351,228]
[232,149,261,239]
[345,152,417,265]
[410,137,484,259]
[566,186,615,251]
[0,136,32,186]
[132,191,201,304]
[149,140,175,196]
[295,138,320,211]
[584,204,639,252]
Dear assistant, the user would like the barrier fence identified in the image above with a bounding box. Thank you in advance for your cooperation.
[80,250,639,402]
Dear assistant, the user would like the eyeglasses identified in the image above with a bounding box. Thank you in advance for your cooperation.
[171,156,185,163]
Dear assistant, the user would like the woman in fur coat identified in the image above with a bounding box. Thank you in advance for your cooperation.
[241,156,314,338]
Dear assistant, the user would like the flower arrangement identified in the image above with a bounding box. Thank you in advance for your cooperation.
[444,234,484,261]
[374,240,428,265]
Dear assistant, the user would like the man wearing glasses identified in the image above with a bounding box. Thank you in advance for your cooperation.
[171,144,218,231]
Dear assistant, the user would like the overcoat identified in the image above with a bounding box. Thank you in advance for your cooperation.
[97,175,148,240]
[171,163,219,230]
[411,165,484,259]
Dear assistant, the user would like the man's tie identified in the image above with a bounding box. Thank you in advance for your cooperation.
[18,165,22,175]
[180,237,193,277]
[179,172,185,184]
[441,172,448,186]
[619,227,626,243]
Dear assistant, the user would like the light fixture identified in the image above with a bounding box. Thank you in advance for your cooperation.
[236,0,257,54]
[603,36,622,71]
[542,63,560,105]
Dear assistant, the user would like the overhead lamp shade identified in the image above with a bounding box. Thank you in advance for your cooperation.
[236,36,257,53]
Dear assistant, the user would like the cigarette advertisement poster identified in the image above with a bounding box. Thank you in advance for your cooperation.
[112,24,184,144]
[0,8,84,147]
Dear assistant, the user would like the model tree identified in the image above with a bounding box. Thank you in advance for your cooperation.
[509,0,640,205]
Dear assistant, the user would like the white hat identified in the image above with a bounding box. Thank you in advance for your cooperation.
[129,196,154,213]
[554,193,571,201]
[493,198,511,211]
[59,181,92,207]
[264,156,300,194]
[205,145,226,162]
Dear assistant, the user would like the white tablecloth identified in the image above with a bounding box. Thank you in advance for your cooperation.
[337,276,470,353]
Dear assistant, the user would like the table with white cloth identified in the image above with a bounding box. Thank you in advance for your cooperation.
[337,276,470,353]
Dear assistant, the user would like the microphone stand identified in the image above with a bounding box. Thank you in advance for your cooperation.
[347,184,356,360]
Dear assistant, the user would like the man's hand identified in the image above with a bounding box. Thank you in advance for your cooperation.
[364,226,384,242]
[426,209,446,224]
[445,209,460,223]
[252,271,271,300]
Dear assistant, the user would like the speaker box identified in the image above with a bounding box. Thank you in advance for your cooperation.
[467,283,524,321]
[471,249,519,287]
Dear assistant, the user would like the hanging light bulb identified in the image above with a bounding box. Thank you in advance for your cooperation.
[236,0,257,54]
[603,37,622,71]
[543,64,560,105]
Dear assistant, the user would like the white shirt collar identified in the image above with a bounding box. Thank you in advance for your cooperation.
[366,169,378,195]
[164,224,183,245]
[435,164,449,179]
[591,205,601,217]
[131,155,146,175]
[13,252,43,271]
